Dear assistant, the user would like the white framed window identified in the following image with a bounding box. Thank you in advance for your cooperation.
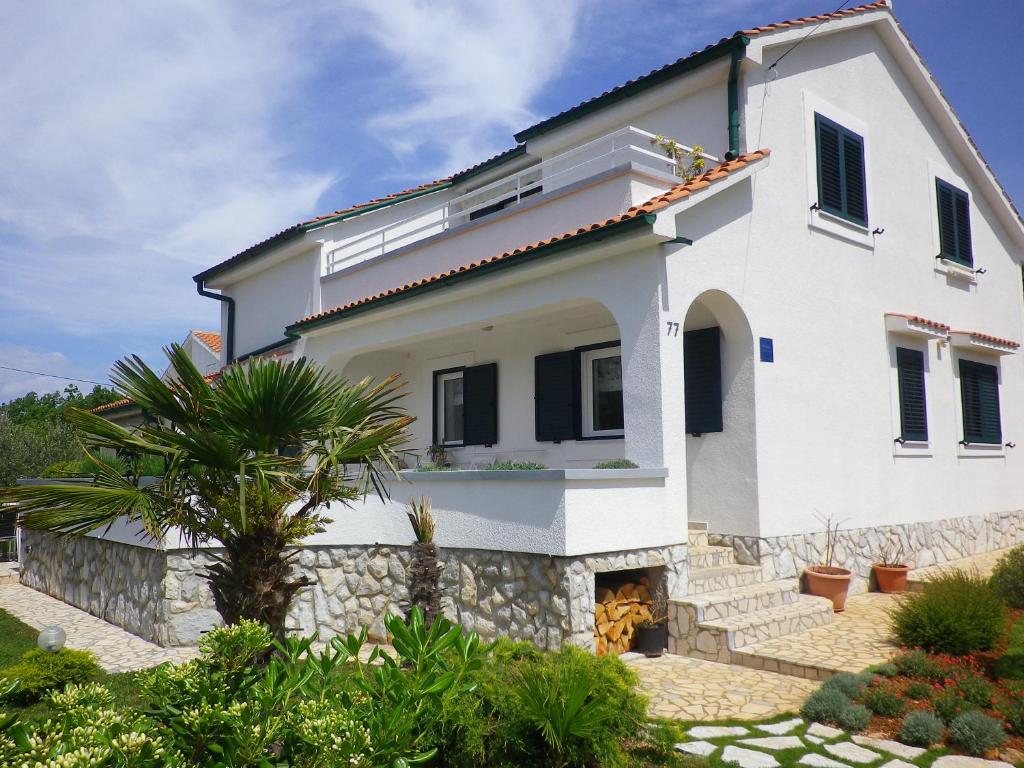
[580,346,624,438]
[435,370,464,445]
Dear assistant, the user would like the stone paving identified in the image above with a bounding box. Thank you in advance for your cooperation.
[675,716,1014,768]
[0,584,196,673]
[625,653,820,720]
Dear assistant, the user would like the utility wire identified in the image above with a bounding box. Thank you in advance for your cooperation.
[766,0,853,71]
[0,364,107,387]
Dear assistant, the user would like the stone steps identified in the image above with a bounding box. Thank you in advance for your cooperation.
[682,578,802,622]
[689,545,735,570]
[701,595,834,649]
[688,525,709,548]
[0,563,18,586]
[688,563,763,594]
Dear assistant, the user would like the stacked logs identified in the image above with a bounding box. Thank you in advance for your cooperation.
[593,578,654,656]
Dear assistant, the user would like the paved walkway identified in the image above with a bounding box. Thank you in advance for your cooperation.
[0,584,196,673]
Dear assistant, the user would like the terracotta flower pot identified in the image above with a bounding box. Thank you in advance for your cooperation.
[872,563,910,593]
[804,565,853,612]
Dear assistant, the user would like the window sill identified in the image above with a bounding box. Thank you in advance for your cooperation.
[957,442,1004,459]
[893,440,931,458]
[936,258,977,283]
[808,209,873,249]
[578,434,625,442]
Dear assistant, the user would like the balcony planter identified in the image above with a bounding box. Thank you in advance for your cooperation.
[634,623,667,657]
[804,565,853,612]
[872,563,910,593]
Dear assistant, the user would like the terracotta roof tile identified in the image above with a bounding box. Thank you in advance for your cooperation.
[292,150,770,330]
[191,330,222,354]
[950,330,1020,349]
[884,313,951,333]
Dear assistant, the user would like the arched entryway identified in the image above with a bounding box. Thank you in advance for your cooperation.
[683,290,759,536]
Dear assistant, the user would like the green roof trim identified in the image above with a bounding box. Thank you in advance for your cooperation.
[287,214,657,337]
[514,36,747,144]
[193,181,452,283]
[450,145,527,184]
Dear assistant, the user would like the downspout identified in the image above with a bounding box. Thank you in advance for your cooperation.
[193,277,235,363]
[725,36,749,161]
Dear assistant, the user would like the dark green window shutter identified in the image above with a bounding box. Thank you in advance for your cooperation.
[535,352,577,442]
[815,113,867,226]
[959,359,1001,444]
[896,347,928,442]
[684,327,723,435]
[463,363,498,446]
[936,179,973,266]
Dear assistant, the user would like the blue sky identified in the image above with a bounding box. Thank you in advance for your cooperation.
[1,0,1020,401]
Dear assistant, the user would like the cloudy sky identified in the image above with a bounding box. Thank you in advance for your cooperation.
[1,0,1021,401]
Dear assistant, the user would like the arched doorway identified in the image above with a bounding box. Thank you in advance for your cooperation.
[683,290,758,536]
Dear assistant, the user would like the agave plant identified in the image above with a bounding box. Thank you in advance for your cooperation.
[0,345,412,639]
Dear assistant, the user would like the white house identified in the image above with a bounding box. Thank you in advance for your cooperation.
[22,1,1024,666]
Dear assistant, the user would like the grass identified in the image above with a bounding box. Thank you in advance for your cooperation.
[0,608,146,722]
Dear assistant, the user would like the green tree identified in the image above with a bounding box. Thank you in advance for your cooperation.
[1,346,411,638]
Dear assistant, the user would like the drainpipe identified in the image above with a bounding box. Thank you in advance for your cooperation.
[193,277,235,363]
[725,36,749,161]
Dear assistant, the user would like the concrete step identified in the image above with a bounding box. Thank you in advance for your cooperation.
[688,563,763,595]
[677,579,802,622]
[688,545,735,570]
[688,531,709,548]
[700,595,834,650]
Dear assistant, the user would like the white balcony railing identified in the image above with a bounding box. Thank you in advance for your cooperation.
[322,126,717,276]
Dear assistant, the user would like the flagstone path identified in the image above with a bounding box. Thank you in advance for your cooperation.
[675,716,1014,768]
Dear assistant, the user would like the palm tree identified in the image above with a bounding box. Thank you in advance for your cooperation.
[0,345,412,639]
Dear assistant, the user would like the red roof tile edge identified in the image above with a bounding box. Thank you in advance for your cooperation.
[884,313,951,332]
[950,330,1021,349]
[293,150,770,330]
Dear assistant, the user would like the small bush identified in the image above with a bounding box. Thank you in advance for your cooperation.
[484,461,547,471]
[989,546,1024,608]
[948,710,1006,756]
[899,710,944,747]
[593,459,638,469]
[837,703,871,732]
[862,686,906,717]
[822,671,874,699]
[895,649,946,681]
[0,648,101,703]
[869,662,898,678]
[934,691,977,724]
[995,618,1024,680]
[416,462,454,472]
[956,675,995,708]
[903,680,934,701]
[801,687,852,724]
[890,569,1006,654]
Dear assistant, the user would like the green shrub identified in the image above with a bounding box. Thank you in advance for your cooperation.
[903,680,934,701]
[989,545,1024,608]
[861,687,906,717]
[593,459,638,469]
[837,703,871,732]
[801,687,852,725]
[899,710,944,747]
[483,461,547,471]
[948,710,1006,756]
[895,649,945,680]
[415,462,454,472]
[999,695,1024,737]
[934,691,976,724]
[822,671,874,699]
[0,647,100,703]
[869,662,898,678]
[890,569,1006,654]
[956,675,995,708]
[995,618,1024,680]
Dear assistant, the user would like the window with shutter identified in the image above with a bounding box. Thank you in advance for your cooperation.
[684,327,723,435]
[463,363,498,446]
[896,347,928,442]
[815,113,868,226]
[936,179,973,266]
[433,368,465,446]
[959,359,1001,445]
[534,351,578,442]
[580,345,624,438]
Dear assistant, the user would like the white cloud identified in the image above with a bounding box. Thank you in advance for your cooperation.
[344,0,584,174]
[0,346,109,401]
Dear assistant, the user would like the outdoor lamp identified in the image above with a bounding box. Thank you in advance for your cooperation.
[37,625,66,653]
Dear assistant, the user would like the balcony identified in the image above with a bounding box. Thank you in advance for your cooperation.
[321,127,715,278]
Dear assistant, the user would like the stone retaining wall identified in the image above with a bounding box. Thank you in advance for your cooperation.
[19,529,687,650]
[709,509,1024,594]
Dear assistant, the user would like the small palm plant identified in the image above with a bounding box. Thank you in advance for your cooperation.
[0,345,412,640]
[406,496,442,628]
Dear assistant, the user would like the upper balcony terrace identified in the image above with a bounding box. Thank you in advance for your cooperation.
[319,127,715,307]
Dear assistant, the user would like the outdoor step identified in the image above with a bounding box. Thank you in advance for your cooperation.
[687,564,763,595]
[674,579,802,622]
[699,595,834,650]
[688,530,709,548]
[688,545,735,570]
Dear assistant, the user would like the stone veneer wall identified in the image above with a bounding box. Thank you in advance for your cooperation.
[709,509,1024,595]
[19,529,687,651]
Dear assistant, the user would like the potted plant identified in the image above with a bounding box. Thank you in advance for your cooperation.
[872,541,911,593]
[634,580,668,657]
[804,514,853,612]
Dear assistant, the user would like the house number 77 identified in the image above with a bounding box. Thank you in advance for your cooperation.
[666,321,680,337]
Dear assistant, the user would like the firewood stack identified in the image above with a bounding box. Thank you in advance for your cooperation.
[593,577,654,656]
